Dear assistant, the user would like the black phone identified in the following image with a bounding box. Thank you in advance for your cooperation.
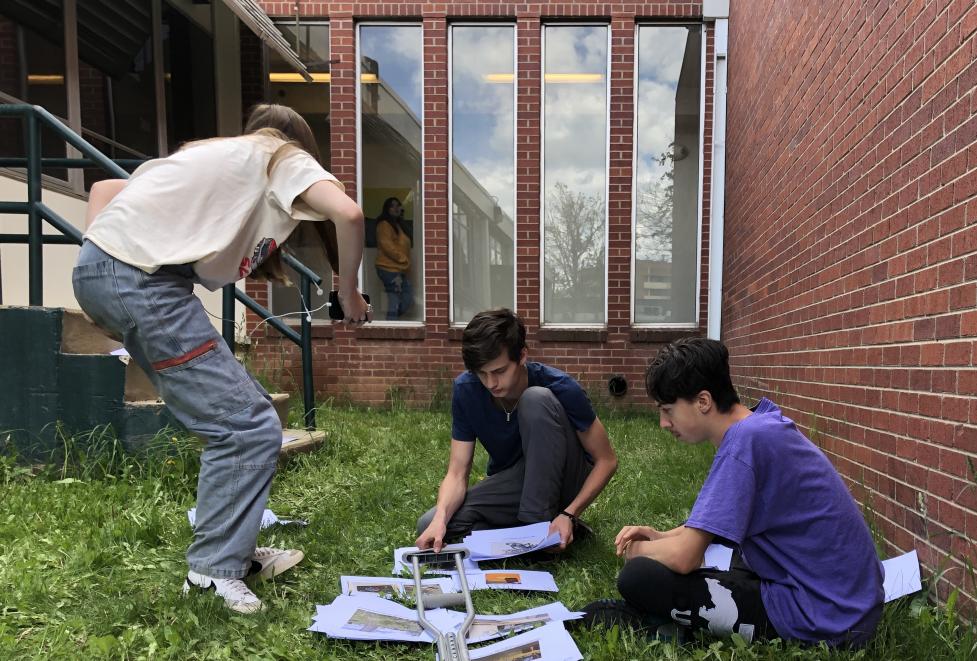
[328,290,371,320]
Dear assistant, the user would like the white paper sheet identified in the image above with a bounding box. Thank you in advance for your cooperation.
[463,522,562,561]
[340,575,457,600]
[187,507,307,529]
[702,544,733,570]
[445,602,582,645]
[449,569,559,593]
[464,621,582,661]
[392,546,481,575]
[282,434,300,445]
[882,550,922,602]
[309,594,435,643]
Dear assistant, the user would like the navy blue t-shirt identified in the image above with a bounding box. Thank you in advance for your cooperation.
[451,361,596,475]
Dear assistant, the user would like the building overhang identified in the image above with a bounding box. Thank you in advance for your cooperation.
[219,0,313,82]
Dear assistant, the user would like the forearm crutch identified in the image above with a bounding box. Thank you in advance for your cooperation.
[403,545,476,661]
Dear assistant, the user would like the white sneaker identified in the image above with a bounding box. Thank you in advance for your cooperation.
[248,547,305,580]
[182,570,264,614]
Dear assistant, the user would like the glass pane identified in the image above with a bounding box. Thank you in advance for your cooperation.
[269,23,333,321]
[633,25,701,324]
[542,25,607,325]
[359,25,423,322]
[0,8,69,181]
[450,25,515,324]
[162,2,216,152]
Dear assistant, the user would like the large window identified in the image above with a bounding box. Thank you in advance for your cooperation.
[358,24,424,323]
[449,25,515,324]
[633,25,702,325]
[268,22,333,322]
[541,24,609,326]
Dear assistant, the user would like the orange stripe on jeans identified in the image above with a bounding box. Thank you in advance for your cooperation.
[152,338,218,371]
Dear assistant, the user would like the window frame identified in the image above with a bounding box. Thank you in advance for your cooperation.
[629,21,707,329]
[447,21,518,328]
[355,20,426,326]
[539,21,612,329]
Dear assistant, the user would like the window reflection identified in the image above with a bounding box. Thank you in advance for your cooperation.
[450,25,515,324]
[542,25,608,325]
[633,25,701,325]
[359,24,423,322]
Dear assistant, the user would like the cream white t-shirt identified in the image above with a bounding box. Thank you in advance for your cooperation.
[85,134,342,291]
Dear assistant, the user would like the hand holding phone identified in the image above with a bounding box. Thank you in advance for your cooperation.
[328,290,371,321]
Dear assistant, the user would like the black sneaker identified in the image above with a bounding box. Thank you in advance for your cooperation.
[574,599,687,642]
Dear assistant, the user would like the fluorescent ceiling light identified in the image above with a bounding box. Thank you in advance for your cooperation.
[269,72,331,83]
[27,74,64,85]
[480,73,604,83]
[360,73,378,83]
[545,73,603,83]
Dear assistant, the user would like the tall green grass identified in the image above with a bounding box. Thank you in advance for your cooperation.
[0,406,974,659]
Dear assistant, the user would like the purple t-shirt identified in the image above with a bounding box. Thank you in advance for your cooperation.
[686,398,883,646]
[451,362,596,475]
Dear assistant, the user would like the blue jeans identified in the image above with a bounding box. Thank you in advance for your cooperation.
[376,268,413,320]
[72,241,281,579]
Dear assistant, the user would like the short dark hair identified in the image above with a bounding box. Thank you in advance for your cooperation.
[462,309,526,371]
[645,337,740,413]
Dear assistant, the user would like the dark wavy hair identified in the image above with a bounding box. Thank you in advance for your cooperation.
[462,309,526,372]
[645,337,740,413]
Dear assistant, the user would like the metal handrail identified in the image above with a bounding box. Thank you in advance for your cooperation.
[1,103,321,431]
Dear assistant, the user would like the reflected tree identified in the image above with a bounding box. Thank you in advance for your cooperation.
[544,182,604,297]
[635,144,677,263]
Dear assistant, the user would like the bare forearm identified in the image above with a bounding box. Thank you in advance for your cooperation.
[334,213,364,294]
[563,457,617,517]
[431,472,468,524]
[630,536,703,574]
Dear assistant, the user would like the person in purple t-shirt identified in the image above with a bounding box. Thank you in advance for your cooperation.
[581,337,884,647]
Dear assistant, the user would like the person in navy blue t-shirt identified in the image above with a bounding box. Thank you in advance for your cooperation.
[415,309,618,552]
[580,337,884,647]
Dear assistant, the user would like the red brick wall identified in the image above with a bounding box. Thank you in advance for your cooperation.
[724,0,977,605]
[247,1,710,407]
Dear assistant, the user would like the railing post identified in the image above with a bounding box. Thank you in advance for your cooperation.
[221,284,236,350]
[26,112,42,305]
[300,273,315,430]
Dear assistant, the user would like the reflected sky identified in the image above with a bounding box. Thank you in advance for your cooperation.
[359,25,422,116]
[542,25,608,323]
[451,26,516,320]
[451,26,515,221]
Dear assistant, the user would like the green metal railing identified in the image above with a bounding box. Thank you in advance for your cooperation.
[0,103,320,430]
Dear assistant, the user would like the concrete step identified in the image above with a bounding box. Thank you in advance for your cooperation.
[1,305,303,455]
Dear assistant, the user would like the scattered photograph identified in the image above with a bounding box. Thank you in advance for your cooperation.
[477,641,542,661]
[469,614,551,641]
[342,608,424,635]
[485,572,522,585]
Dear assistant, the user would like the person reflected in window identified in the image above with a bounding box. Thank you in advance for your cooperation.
[375,197,414,320]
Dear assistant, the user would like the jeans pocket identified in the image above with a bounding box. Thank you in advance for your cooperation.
[155,347,260,425]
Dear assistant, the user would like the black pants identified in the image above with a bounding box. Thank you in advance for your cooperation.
[617,553,776,643]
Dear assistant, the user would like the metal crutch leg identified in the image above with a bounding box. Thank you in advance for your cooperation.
[403,545,476,661]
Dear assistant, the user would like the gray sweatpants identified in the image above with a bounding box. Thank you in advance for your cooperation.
[416,386,593,539]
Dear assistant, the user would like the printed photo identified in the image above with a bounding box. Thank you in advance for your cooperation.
[342,609,423,635]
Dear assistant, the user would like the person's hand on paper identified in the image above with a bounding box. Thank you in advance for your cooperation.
[614,525,659,557]
[547,515,574,551]
[415,519,448,552]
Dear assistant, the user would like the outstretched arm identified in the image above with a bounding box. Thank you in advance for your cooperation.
[549,416,618,549]
[299,180,371,323]
[415,439,475,552]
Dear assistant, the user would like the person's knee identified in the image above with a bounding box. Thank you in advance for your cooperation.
[618,557,674,608]
[416,508,436,536]
[519,386,559,411]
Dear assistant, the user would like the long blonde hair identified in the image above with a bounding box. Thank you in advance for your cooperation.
[241,104,339,286]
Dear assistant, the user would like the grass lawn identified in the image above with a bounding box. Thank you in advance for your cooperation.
[1,404,974,659]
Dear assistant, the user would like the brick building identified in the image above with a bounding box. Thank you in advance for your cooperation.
[723,1,977,606]
[243,1,721,411]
